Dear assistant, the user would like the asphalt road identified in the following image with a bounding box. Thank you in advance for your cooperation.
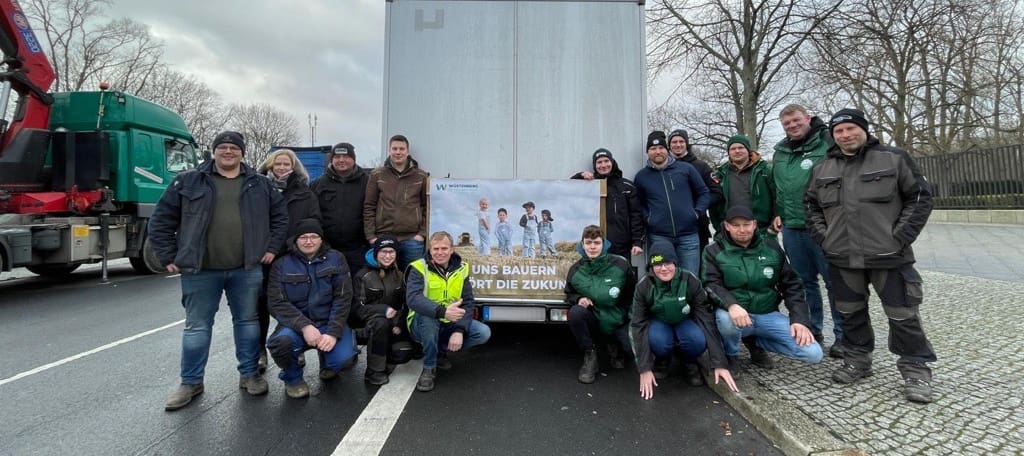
[0,264,779,456]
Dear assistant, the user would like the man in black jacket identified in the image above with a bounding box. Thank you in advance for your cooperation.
[570,148,644,258]
[805,109,937,403]
[311,142,370,276]
[149,131,289,411]
[668,129,723,255]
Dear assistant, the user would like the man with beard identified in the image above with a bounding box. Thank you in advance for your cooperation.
[709,135,775,238]
[311,142,369,276]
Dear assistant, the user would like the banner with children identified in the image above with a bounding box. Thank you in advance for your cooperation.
[428,178,602,300]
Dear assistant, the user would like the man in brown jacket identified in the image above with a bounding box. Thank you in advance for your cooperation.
[363,134,429,271]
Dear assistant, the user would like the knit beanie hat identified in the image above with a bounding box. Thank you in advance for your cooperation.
[726,134,752,152]
[212,131,246,154]
[373,234,398,256]
[646,131,668,151]
[668,129,689,143]
[592,148,614,167]
[830,108,870,135]
[648,246,678,267]
[295,218,323,237]
[332,142,356,158]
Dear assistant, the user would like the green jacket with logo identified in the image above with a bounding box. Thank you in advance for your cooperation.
[710,157,776,230]
[772,116,833,229]
[701,232,810,328]
[564,247,635,335]
[630,269,728,373]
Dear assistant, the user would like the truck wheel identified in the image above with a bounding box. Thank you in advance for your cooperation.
[130,236,165,274]
[26,264,81,277]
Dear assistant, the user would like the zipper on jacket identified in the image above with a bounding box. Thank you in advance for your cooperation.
[660,171,677,234]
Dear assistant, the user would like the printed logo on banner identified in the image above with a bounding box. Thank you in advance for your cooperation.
[435,182,479,193]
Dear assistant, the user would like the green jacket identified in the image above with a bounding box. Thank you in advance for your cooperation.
[771,117,832,229]
[710,158,775,230]
[564,248,635,335]
[701,232,810,327]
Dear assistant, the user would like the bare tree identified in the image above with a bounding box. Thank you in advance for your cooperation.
[25,0,163,92]
[648,0,842,149]
[225,103,301,167]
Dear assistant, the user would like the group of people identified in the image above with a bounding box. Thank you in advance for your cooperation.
[150,102,937,411]
[473,198,557,258]
[151,134,490,410]
[566,105,936,403]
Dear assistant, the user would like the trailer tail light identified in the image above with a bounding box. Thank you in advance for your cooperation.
[549,309,568,322]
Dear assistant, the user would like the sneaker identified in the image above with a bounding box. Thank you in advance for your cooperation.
[416,368,436,392]
[653,357,670,380]
[257,349,268,374]
[164,383,203,411]
[436,354,453,371]
[319,369,337,381]
[828,344,845,359]
[904,377,933,403]
[832,362,873,384]
[578,349,599,384]
[682,362,704,387]
[285,380,310,399]
[365,370,390,386]
[239,375,269,395]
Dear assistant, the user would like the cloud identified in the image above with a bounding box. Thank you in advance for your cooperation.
[110,0,386,161]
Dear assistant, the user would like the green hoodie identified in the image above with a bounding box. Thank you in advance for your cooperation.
[710,157,775,231]
[772,117,832,229]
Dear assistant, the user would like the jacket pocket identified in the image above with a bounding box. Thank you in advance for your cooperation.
[858,168,897,203]
[179,187,207,217]
[813,177,842,208]
[282,273,311,302]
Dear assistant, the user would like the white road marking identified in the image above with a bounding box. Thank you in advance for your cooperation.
[0,319,185,387]
[166,274,181,278]
[333,359,423,455]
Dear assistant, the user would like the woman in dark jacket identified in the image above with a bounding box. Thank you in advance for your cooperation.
[257,149,321,371]
[352,235,410,385]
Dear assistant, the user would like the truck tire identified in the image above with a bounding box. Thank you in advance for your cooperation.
[130,236,165,274]
[26,264,81,277]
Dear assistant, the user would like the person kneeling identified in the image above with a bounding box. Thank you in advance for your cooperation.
[407,231,492,392]
[632,248,737,399]
[704,207,823,372]
[266,219,357,399]
[564,225,635,384]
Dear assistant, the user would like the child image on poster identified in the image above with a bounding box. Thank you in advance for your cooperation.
[520,201,539,258]
[477,198,491,255]
[495,208,513,256]
[538,209,556,258]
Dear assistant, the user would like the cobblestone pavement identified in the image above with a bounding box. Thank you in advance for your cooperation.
[739,223,1024,455]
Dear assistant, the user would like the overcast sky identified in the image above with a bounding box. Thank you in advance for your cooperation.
[110,0,387,161]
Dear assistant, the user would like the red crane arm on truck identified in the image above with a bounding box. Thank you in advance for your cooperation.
[0,0,55,151]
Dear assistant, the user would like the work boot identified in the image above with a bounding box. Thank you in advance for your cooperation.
[164,383,203,411]
[904,377,933,404]
[653,357,670,380]
[257,349,268,374]
[319,369,337,381]
[682,362,704,387]
[436,353,453,371]
[828,343,845,359]
[365,369,390,386]
[607,343,626,370]
[832,362,873,384]
[726,355,741,378]
[578,349,599,384]
[743,336,774,369]
[239,375,269,395]
[285,380,310,399]
[416,368,436,392]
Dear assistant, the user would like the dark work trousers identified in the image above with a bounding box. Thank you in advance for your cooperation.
[257,263,272,351]
[567,305,631,356]
[829,264,937,380]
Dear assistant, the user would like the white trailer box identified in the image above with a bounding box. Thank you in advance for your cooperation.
[382,0,647,323]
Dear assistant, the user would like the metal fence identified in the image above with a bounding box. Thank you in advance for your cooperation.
[916,144,1024,209]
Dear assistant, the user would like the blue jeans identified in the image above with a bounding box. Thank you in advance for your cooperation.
[397,239,425,272]
[269,325,357,385]
[782,227,843,341]
[179,267,263,384]
[715,309,823,364]
[648,318,706,361]
[410,314,491,369]
[649,233,700,274]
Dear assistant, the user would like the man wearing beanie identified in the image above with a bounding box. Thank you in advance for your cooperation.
[570,148,644,258]
[311,141,370,276]
[668,129,722,253]
[364,134,429,271]
[772,104,844,358]
[150,130,289,410]
[266,218,357,398]
[634,130,711,274]
[709,134,775,238]
[805,108,937,403]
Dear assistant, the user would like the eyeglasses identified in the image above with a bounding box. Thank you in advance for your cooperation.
[652,263,674,269]
[298,235,321,242]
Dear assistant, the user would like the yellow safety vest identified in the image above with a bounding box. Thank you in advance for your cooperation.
[407,259,469,327]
